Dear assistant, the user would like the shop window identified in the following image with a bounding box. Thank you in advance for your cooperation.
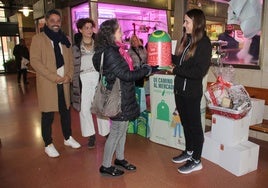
[71,2,168,49]
[0,1,6,22]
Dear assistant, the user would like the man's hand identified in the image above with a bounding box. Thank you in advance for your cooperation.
[62,75,71,83]
[55,75,65,84]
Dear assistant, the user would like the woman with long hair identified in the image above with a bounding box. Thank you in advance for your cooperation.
[171,9,212,174]
[93,18,152,177]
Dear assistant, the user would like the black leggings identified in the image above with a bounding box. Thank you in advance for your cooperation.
[175,94,204,160]
[17,69,27,83]
[41,84,72,146]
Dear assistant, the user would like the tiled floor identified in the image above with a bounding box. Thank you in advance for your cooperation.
[0,73,268,188]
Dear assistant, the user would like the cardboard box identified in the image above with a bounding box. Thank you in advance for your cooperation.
[202,132,222,164]
[219,141,259,176]
[211,114,250,146]
[248,98,265,125]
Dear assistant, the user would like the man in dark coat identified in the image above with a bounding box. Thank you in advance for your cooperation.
[13,38,29,84]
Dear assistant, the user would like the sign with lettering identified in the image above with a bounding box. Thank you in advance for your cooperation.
[149,74,207,150]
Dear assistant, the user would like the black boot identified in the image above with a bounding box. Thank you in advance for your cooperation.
[88,135,96,148]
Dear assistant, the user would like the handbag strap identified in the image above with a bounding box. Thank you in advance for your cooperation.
[99,52,120,88]
[99,52,104,78]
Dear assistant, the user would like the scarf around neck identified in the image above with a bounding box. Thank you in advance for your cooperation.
[116,41,134,71]
[44,25,71,69]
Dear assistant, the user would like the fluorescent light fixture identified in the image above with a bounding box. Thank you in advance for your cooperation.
[98,8,140,14]
[19,7,33,17]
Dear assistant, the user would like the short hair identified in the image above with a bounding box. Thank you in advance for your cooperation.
[226,24,234,31]
[45,9,61,20]
[76,18,96,30]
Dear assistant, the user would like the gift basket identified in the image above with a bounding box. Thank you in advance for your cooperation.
[206,82,251,119]
[205,46,251,120]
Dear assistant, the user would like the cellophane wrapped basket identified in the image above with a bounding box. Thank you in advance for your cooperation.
[205,77,251,120]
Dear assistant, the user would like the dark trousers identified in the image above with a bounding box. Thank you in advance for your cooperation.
[41,84,72,146]
[175,94,204,160]
[17,69,27,83]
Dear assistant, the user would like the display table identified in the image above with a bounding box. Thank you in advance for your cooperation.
[149,73,207,150]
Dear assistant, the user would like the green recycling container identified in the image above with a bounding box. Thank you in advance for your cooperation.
[147,30,172,69]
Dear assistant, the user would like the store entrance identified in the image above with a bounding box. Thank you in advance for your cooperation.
[0,36,19,73]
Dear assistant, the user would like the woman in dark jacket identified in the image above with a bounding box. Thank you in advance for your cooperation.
[93,18,151,177]
[171,9,212,174]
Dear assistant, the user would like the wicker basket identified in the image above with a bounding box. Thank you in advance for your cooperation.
[208,104,251,120]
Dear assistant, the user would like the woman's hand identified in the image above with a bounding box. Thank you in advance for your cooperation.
[167,65,175,73]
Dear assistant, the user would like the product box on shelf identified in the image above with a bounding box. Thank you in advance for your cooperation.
[248,98,265,125]
[202,132,222,164]
[218,141,259,176]
[211,114,250,146]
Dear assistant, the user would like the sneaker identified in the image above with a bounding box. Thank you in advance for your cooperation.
[45,144,60,158]
[88,135,96,148]
[172,151,193,163]
[178,158,203,174]
[64,136,81,149]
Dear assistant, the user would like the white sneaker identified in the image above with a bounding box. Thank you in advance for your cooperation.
[45,144,60,158]
[64,136,81,149]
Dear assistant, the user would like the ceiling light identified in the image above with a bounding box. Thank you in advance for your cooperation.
[98,9,140,14]
[19,7,33,17]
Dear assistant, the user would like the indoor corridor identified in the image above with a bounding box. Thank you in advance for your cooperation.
[0,73,267,188]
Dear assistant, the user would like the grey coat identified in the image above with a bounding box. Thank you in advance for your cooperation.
[71,44,82,111]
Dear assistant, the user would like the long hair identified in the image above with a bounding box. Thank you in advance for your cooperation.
[177,9,206,59]
[94,18,119,52]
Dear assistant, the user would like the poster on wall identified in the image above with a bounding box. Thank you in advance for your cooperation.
[149,73,207,150]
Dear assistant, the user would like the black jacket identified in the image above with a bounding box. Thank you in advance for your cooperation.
[172,35,212,97]
[93,45,149,121]
[13,44,29,69]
